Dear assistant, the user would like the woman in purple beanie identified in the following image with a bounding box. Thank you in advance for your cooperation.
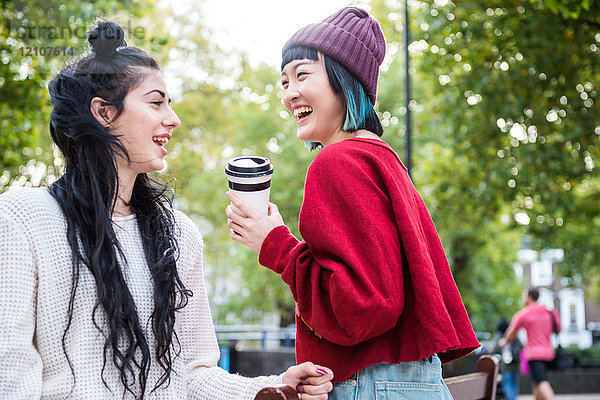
[226,7,480,399]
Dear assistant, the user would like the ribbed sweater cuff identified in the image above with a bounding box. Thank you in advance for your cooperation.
[258,225,299,274]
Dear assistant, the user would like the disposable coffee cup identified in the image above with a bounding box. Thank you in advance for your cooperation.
[225,156,274,216]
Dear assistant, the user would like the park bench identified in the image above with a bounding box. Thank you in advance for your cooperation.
[444,355,499,400]
[254,355,498,400]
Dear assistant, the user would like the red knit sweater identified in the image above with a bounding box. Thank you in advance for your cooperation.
[259,138,479,383]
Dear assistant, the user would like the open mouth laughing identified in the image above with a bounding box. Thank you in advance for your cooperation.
[293,106,313,123]
[152,135,170,155]
[152,136,169,146]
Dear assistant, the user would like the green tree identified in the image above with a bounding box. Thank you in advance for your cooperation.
[0,0,171,190]
[4,0,597,333]
[370,0,599,329]
[168,55,314,325]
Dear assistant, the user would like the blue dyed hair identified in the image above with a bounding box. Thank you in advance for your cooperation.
[281,46,383,151]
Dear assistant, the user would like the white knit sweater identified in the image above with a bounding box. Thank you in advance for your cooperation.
[0,187,281,399]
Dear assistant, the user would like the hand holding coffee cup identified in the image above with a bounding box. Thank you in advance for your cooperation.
[225,157,286,252]
[225,192,285,253]
[225,156,273,216]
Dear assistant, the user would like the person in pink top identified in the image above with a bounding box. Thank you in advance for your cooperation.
[500,287,561,400]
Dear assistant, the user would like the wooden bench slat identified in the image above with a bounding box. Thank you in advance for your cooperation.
[445,372,489,400]
[445,371,488,384]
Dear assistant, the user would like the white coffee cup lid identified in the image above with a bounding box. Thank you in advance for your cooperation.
[225,156,274,178]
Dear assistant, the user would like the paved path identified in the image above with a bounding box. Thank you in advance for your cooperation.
[518,395,600,400]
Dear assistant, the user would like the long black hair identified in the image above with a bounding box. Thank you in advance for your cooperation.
[282,45,383,150]
[47,21,191,398]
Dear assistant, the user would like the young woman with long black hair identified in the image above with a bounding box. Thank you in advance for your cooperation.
[0,21,333,399]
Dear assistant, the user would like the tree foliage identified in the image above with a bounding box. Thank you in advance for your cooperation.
[369,0,599,329]
[167,56,315,325]
[0,0,171,188]
[1,0,598,333]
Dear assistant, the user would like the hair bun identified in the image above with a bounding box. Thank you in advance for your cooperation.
[88,21,127,60]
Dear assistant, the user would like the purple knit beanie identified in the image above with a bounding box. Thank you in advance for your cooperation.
[282,7,386,105]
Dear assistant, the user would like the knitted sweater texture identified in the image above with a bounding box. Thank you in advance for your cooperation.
[0,187,280,399]
[259,138,480,383]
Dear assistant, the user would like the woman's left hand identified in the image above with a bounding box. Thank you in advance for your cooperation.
[281,362,334,400]
[225,191,285,252]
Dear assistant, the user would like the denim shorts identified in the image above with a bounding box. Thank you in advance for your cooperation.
[329,355,454,400]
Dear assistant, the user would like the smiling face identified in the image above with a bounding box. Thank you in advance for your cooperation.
[281,56,348,146]
[109,68,180,177]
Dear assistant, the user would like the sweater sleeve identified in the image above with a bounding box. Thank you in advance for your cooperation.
[175,215,282,400]
[259,148,405,346]
[0,212,43,397]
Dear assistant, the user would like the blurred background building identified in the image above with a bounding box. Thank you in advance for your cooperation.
[517,245,598,348]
